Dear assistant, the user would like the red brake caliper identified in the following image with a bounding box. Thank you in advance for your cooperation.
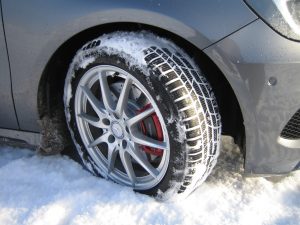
[137,103,163,157]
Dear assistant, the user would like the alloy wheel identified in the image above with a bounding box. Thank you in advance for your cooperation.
[74,65,170,190]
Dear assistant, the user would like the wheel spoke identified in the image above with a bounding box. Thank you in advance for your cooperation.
[115,77,132,117]
[127,143,159,178]
[80,86,106,117]
[88,132,110,148]
[99,71,115,112]
[107,145,118,174]
[78,113,106,128]
[131,130,167,150]
[127,106,155,127]
[119,151,136,186]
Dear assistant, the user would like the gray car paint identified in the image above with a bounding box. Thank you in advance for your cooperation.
[1,0,256,131]
[204,19,300,174]
[0,6,18,129]
[0,0,299,175]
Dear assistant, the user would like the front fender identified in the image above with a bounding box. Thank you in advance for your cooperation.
[2,0,256,131]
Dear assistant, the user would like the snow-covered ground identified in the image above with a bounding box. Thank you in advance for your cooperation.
[0,136,299,225]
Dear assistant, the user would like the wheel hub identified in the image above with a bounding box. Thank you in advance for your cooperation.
[111,121,124,139]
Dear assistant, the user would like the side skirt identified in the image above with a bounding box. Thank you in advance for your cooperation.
[0,128,41,147]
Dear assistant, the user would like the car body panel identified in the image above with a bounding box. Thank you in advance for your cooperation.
[0,6,18,129]
[204,19,300,174]
[1,0,256,131]
[1,0,299,175]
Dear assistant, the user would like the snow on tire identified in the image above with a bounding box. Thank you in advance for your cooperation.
[64,31,221,200]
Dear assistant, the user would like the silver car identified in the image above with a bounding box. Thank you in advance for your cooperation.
[0,0,299,200]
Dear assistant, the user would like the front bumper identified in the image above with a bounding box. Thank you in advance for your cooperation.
[204,19,300,175]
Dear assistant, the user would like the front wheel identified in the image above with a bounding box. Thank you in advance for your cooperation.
[64,31,221,200]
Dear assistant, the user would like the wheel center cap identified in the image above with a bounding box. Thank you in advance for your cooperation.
[111,121,124,139]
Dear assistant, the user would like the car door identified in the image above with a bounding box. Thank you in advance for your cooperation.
[0,6,18,129]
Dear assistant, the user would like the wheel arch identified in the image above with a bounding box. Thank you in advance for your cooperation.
[37,22,245,154]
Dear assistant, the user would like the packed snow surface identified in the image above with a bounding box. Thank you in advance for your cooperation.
[0,136,299,225]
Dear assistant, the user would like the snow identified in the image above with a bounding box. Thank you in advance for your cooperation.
[0,136,299,225]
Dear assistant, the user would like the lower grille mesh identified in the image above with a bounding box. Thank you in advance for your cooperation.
[280,109,300,139]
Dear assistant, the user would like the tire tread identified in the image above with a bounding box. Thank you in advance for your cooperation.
[144,46,221,195]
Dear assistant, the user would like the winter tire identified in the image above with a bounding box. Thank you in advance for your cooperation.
[64,31,221,200]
